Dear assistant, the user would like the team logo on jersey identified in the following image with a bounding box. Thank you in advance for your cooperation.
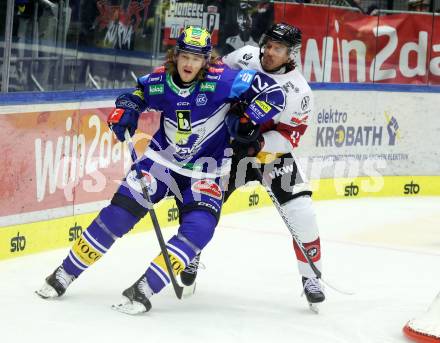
[255,100,272,113]
[191,179,222,200]
[301,96,310,111]
[243,53,253,60]
[175,110,192,145]
[200,82,216,92]
[149,84,164,95]
[126,169,157,195]
[196,94,208,106]
[307,246,319,258]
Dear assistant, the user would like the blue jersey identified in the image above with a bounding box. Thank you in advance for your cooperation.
[136,64,285,178]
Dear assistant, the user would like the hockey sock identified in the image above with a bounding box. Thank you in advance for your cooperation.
[145,210,217,294]
[62,204,140,277]
[293,237,322,278]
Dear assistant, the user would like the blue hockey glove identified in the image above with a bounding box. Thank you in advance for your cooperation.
[107,93,145,142]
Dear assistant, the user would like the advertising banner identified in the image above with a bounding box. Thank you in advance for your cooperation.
[274,3,440,85]
[163,1,220,46]
[294,89,440,181]
[0,102,160,226]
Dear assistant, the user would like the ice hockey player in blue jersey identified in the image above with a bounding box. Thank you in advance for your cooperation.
[35,26,286,314]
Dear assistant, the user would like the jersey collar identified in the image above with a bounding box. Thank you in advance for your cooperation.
[166,72,196,98]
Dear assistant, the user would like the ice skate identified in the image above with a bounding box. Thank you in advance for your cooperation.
[112,276,153,315]
[302,276,325,313]
[180,253,204,297]
[35,265,76,299]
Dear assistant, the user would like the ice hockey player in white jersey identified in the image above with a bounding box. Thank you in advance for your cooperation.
[180,23,325,311]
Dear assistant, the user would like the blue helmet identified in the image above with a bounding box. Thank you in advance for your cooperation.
[175,26,212,58]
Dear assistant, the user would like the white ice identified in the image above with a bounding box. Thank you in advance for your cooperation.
[1,197,439,343]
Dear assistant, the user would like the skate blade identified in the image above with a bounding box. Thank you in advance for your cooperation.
[308,302,320,314]
[111,297,148,315]
[35,283,58,299]
[182,282,197,298]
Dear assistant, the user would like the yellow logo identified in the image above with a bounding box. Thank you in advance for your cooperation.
[133,89,145,100]
[72,237,102,266]
[153,252,185,276]
[183,27,210,48]
[255,100,272,113]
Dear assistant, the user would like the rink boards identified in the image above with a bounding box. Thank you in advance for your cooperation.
[0,84,439,260]
[1,175,439,261]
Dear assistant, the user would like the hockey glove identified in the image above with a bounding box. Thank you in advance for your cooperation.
[108,93,145,142]
[231,134,265,159]
[225,112,260,144]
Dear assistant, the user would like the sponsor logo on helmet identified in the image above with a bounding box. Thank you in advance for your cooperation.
[191,179,222,200]
[179,27,211,56]
[184,27,209,48]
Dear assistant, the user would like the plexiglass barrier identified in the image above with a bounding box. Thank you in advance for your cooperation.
[1,0,439,92]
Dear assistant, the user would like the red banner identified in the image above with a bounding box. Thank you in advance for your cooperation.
[0,106,160,219]
[274,3,440,84]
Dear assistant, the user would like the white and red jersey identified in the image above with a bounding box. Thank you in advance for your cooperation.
[222,45,313,154]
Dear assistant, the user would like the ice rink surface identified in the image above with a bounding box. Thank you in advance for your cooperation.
[1,197,439,343]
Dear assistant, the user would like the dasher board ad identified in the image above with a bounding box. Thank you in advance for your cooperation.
[294,89,440,178]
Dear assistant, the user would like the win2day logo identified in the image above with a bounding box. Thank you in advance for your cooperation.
[10,232,26,252]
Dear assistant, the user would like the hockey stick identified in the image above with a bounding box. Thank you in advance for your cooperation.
[253,164,354,295]
[124,131,184,299]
